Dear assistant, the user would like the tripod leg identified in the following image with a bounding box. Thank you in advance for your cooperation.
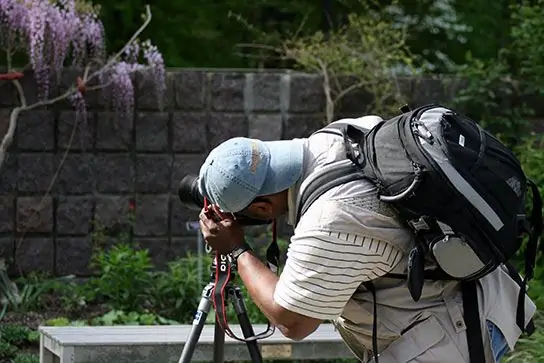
[178,284,214,363]
[231,287,263,363]
[213,315,225,363]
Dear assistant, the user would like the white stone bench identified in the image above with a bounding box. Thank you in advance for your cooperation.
[38,324,356,362]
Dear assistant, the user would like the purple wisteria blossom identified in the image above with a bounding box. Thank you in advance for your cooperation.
[0,0,165,119]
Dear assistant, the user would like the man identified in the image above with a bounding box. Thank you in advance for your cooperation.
[196,115,536,363]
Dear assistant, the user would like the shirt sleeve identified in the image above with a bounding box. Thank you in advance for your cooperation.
[273,199,405,321]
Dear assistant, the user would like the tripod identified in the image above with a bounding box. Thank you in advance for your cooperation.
[177,252,264,363]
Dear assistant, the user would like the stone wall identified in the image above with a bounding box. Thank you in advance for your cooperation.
[0,69,542,277]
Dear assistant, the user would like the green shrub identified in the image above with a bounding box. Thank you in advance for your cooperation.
[82,243,155,312]
[152,253,212,323]
[0,341,17,360]
[13,353,39,363]
[0,324,33,346]
[89,310,178,326]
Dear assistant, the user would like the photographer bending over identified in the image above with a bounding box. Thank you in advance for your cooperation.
[196,113,537,363]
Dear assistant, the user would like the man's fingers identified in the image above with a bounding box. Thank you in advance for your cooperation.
[211,205,234,221]
[199,208,222,235]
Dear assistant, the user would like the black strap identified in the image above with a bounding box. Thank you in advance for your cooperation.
[362,281,380,363]
[524,180,542,281]
[461,281,486,363]
[212,254,276,342]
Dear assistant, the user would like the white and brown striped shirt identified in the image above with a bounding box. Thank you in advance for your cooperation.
[273,117,408,321]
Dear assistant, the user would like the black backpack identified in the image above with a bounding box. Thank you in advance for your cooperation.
[295,104,543,363]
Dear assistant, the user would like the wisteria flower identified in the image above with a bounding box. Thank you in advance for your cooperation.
[0,0,165,120]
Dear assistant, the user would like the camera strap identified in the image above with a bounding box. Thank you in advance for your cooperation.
[211,219,279,342]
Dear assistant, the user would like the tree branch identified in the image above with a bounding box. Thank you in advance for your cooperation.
[0,107,22,168]
[317,59,335,124]
[13,80,27,107]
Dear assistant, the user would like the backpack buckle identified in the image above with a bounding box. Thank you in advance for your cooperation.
[409,216,432,231]
[343,125,366,168]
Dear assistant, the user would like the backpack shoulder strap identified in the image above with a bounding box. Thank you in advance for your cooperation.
[295,159,366,225]
[295,120,375,226]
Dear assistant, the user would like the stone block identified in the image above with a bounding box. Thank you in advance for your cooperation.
[95,112,134,150]
[0,237,14,266]
[208,113,247,148]
[0,196,14,233]
[134,237,170,269]
[55,154,95,194]
[170,195,200,237]
[170,154,207,193]
[14,237,54,275]
[334,76,375,117]
[135,111,169,151]
[56,196,93,235]
[0,68,16,107]
[173,70,207,110]
[135,154,172,193]
[134,195,169,237]
[248,114,282,141]
[409,76,454,107]
[172,112,208,152]
[55,237,93,276]
[94,196,132,230]
[289,73,324,113]
[17,153,54,193]
[0,109,11,143]
[16,68,42,106]
[95,153,134,193]
[210,72,245,111]
[283,114,326,139]
[135,69,173,110]
[169,237,200,260]
[251,73,281,112]
[58,110,95,150]
[17,110,55,151]
[16,196,54,233]
[0,152,17,195]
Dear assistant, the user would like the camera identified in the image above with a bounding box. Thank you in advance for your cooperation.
[177,175,272,226]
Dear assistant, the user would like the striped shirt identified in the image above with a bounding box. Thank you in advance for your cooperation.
[274,195,405,321]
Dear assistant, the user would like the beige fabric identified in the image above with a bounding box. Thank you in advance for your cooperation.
[284,116,537,363]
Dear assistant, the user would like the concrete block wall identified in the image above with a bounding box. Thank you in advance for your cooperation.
[0,69,541,276]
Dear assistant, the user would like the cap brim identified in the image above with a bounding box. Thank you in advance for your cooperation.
[258,139,304,196]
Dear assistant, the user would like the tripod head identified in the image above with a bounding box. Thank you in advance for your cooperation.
[209,252,237,284]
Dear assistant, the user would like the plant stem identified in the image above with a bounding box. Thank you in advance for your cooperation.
[6,52,12,71]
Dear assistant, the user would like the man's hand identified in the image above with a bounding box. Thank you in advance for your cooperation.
[198,205,246,255]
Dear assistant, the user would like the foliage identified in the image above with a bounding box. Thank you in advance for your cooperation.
[509,0,544,92]
[0,324,39,363]
[152,253,213,323]
[84,243,155,312]
[45,310,178,327]
[451,54,532,147]
[0,0,165,171]
[74,0,513,71]
[235,0,415,123]
[13,353,39,363]
[0,260,65,316]
[0,341,18,360]
[452,0,544,145]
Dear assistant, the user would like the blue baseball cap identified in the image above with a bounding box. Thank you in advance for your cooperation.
[197,137,304,213]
